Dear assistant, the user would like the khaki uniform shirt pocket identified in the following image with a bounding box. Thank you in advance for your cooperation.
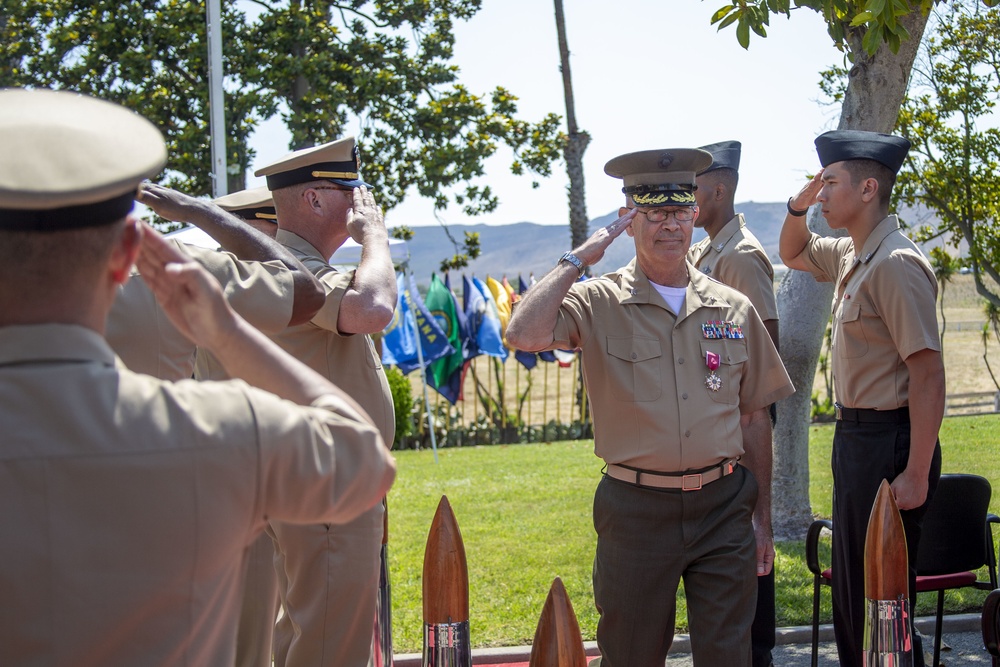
[605,336,663,402]
[698,340,748,405]
[836,300,868,359]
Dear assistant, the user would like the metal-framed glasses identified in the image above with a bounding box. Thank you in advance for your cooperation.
[628,207,696,223]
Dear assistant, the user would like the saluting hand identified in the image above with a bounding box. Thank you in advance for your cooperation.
[134,221,238,350]
[346,185,387,245]
[572,208,638,267]
[136,182,207,223]
[788,169,824,214]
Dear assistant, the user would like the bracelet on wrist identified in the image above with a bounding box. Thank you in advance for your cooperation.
[558,251,586,277]
[786,197,809,217]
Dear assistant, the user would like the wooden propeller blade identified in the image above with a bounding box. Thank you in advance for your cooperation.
[864,479,909,601]
[422,495,469,624]
[528,577,588,667]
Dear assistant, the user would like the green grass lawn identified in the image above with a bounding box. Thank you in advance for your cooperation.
[386,414,1000,653]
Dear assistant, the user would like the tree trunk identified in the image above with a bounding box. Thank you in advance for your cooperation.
[553,0,590,253]
[771,10,930,541]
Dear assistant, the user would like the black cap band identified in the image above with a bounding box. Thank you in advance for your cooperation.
[623,183,698,206]
[0,190,136,230]
[264,159,359,190]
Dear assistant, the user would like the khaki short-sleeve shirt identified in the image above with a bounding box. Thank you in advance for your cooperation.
[794,215,940,409]
[107,241,294,380]
[0,324,392,666]
[273,229,395,446]
[689,213,779,321]
[549,259,793,471]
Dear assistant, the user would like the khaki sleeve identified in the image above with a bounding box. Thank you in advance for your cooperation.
[245,384,395,526]
[795,234,853,284]
[308,268,354,334]
[736,304,795,414]
[551,282,595,350]
[185,244,295,334]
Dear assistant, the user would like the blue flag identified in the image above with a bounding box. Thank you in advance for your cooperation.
[471,276,508,361]
[382,272,455,374]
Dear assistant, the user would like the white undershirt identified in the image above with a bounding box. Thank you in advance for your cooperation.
[650,282,686,315]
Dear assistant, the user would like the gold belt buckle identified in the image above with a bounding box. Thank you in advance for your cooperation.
[835,403,843,420]
[681,473,703,491]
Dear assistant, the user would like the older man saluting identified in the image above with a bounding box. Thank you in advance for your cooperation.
[507,147,793,667]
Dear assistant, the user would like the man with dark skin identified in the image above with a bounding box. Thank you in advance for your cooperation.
[690,140,780,667]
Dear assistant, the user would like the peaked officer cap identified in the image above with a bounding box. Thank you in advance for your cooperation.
[0,88,166,230]
[604,148,713,207]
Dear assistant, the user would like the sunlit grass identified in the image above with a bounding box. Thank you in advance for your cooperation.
[386,414,1000,653]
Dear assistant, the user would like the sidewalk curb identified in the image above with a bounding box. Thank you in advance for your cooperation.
[392,613,983,666]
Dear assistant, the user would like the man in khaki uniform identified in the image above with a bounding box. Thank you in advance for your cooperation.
[507,147,794,667]
[256,137,397,667]
[779,130,943,667]
[195,188,284,667]
[107,183,324,381]
[690,140,779,667]
[0,88,395,666]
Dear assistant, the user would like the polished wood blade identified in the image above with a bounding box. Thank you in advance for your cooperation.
[528,577,588,667]
[864,479,909,600]
[422,495,469,624]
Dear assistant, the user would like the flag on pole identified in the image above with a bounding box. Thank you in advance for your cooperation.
[381,272,455,374]
[463,275,508,361]
[425,273,467,403]
[473,276,508,361]
[486,275,512,340]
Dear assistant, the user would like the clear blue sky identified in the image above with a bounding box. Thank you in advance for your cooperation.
[244,0,845,227]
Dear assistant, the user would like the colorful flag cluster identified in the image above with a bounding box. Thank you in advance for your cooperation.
[381,272,576,404]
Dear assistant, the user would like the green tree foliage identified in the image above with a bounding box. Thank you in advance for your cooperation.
[894,1,1000,306]
[0,0,265,195]
[709,0,995,54]
[0,0,564,215]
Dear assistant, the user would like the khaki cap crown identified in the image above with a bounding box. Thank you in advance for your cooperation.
[0,88,166,218]
[213,186,276,221]
[254,136,370,191]
[604,148,712,206]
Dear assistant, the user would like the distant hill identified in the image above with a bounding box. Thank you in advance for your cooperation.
[396,202,788,288]
[396,201,952,289]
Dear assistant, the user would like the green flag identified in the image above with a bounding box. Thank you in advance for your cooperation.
[426,273,463,387]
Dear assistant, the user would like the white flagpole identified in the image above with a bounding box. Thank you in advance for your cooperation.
[403,265,438,462]
[206,0,228,197]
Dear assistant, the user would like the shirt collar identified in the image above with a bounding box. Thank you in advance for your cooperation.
[276,228,326,261]
[857,215,901,264]
[0,324,117,367]
[614,258,734,321]
[708,213,746,252]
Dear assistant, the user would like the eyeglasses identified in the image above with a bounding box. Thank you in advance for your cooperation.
[627,207,696,223]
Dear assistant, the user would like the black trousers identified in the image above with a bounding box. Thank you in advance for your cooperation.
[751,568,775,667]
[830,419,941,667]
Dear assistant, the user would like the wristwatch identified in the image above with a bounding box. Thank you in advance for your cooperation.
[559,252,586,277]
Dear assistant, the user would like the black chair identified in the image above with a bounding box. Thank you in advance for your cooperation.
[806,473,999,667]
[984,589,1000,667]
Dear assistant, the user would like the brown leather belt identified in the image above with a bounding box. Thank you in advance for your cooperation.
[605,458,740,491]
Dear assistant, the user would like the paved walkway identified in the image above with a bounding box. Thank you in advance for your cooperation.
[394,614,992,666]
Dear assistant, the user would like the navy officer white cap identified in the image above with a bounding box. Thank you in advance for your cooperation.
[0,88,166,228]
